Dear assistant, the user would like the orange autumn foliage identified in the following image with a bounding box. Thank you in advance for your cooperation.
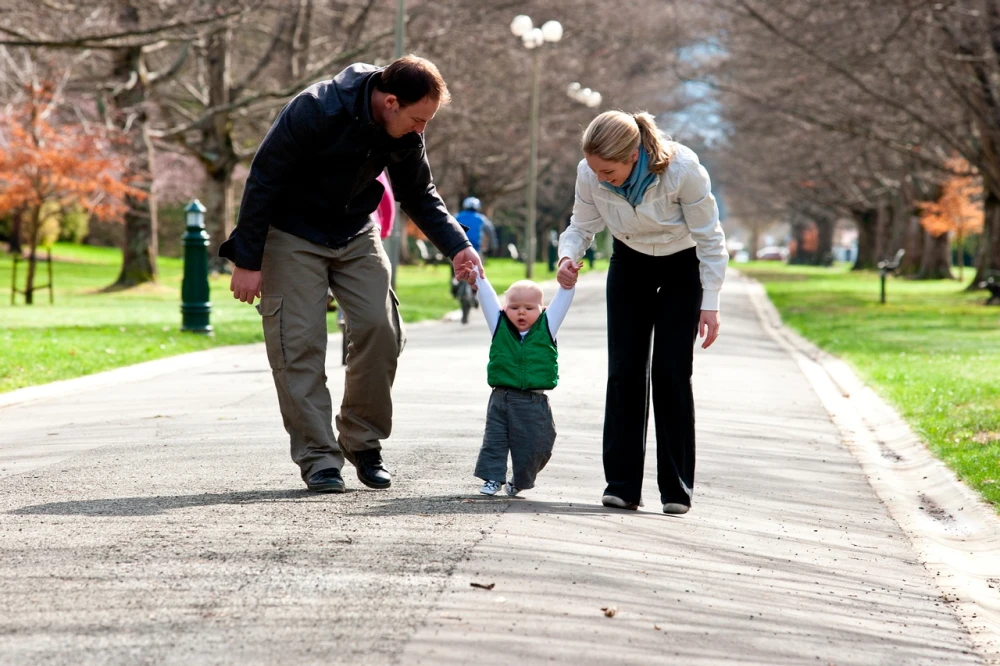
[406,218,428,241]
[0,85,144,230]
[918,157,983,239]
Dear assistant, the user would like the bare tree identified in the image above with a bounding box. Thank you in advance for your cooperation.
[400,0,684,261]
[0,0,253,284]
[671,0,995,283]
[148,0,392,268]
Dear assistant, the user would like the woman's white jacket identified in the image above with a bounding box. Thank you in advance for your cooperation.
[558,142,728,310]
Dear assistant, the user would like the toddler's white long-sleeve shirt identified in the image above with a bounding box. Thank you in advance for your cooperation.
[474,274,575,339]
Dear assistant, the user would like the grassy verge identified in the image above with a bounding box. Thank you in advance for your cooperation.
[0,243,605,393]
[739,261,1000,510]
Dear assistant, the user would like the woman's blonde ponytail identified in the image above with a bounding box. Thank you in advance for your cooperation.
[632,112,673,175]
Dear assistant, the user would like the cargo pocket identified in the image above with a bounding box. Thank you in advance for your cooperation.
[389,288,406,356]
[256,296,286,370]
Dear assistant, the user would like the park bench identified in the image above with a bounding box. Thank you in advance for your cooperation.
[876,248,905,304]
[414,239,444,264]
[979,272,1000,306]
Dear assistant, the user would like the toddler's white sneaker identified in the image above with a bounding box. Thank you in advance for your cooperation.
[480,480,502,496]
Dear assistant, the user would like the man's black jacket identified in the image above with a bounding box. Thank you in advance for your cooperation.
[219,63,470,270]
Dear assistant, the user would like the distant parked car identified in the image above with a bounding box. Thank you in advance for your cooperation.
[756,246,789,261]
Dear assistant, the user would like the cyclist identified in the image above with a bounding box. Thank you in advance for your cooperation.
[450,197,496,323]
[455,197,496,257]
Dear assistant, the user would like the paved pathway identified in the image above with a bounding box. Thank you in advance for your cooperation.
[0,271,987,664]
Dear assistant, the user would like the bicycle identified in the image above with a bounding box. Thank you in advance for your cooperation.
[327,287,348,365]
[450,272,477,324]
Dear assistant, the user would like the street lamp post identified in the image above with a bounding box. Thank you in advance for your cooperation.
[180,199,213,334]
[511,15,562,279]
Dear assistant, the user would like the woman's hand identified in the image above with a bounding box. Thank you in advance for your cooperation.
[699,310,720,349]
[556,257,581,289]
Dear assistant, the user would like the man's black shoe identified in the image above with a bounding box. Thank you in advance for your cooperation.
[343,448,392,489]
[305,467,346,493]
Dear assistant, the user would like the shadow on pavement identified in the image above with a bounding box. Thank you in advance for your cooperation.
[347,494,635,518]
[8,488,346,516]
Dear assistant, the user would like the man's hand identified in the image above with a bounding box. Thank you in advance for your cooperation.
[556,257,581,289]
[231,267,263,305]
[699,310,720,349]
[452,247,484,284]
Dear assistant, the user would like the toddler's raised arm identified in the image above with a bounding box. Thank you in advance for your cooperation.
[546,285,575,340]
[474,274,502,336]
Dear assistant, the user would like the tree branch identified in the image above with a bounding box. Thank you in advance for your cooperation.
[0,7,253,50]
[230,16,291,99]
[147,41,192,85]
[151,29,392,141]
[728,0,972,170]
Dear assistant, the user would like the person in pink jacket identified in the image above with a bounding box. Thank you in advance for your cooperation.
[373,171,395,239]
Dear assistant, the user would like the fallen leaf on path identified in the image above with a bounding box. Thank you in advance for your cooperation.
[470,582,495,590]
[601,606,618,617]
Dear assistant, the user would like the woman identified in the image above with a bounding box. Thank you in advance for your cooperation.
[557,110,727,515]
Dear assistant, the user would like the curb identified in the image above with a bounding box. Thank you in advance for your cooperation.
[743,274,1000,664]
[0,345,253,411]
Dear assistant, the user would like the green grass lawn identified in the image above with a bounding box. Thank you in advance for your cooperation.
[0,243,605,393]
[739,261,1000,510]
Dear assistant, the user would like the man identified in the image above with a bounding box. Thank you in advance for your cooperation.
[221,55,483,494]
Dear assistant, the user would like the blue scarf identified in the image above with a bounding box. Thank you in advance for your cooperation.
[600,148,657,207]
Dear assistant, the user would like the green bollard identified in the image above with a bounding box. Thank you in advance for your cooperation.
[181,199,213,334]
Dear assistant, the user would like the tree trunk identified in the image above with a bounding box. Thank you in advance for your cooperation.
[970,188,1000,288]
[900,213,923,276]
[815,214,834,266]
[203,164,236,269]
[915,229,954,280]
[852,207,878,270]
[956,229,965,282]
[788,217,811,265]
[748,221,761,260]
[200,23,239,271]
[399,218,410,264]
[9,211,23,255]
[112,1,158,287]
[874,201,895,263]
[887,188,910,257]
[280,0,312,81]
[24,207,43,305]
[897,178,920,276]
[116,121,159,286]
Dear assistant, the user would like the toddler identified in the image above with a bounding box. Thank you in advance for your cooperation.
[469,270,575,496]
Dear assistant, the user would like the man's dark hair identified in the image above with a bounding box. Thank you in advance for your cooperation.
[377,55,451,108]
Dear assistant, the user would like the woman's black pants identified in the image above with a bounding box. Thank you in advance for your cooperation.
[603,241,703,507]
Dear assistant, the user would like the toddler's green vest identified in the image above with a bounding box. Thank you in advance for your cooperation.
[487,312,558,390]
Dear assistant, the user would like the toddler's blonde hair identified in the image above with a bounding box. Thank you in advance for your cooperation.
[504,280,544,305]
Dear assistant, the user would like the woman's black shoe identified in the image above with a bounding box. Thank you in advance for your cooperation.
[305,467,346,493]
